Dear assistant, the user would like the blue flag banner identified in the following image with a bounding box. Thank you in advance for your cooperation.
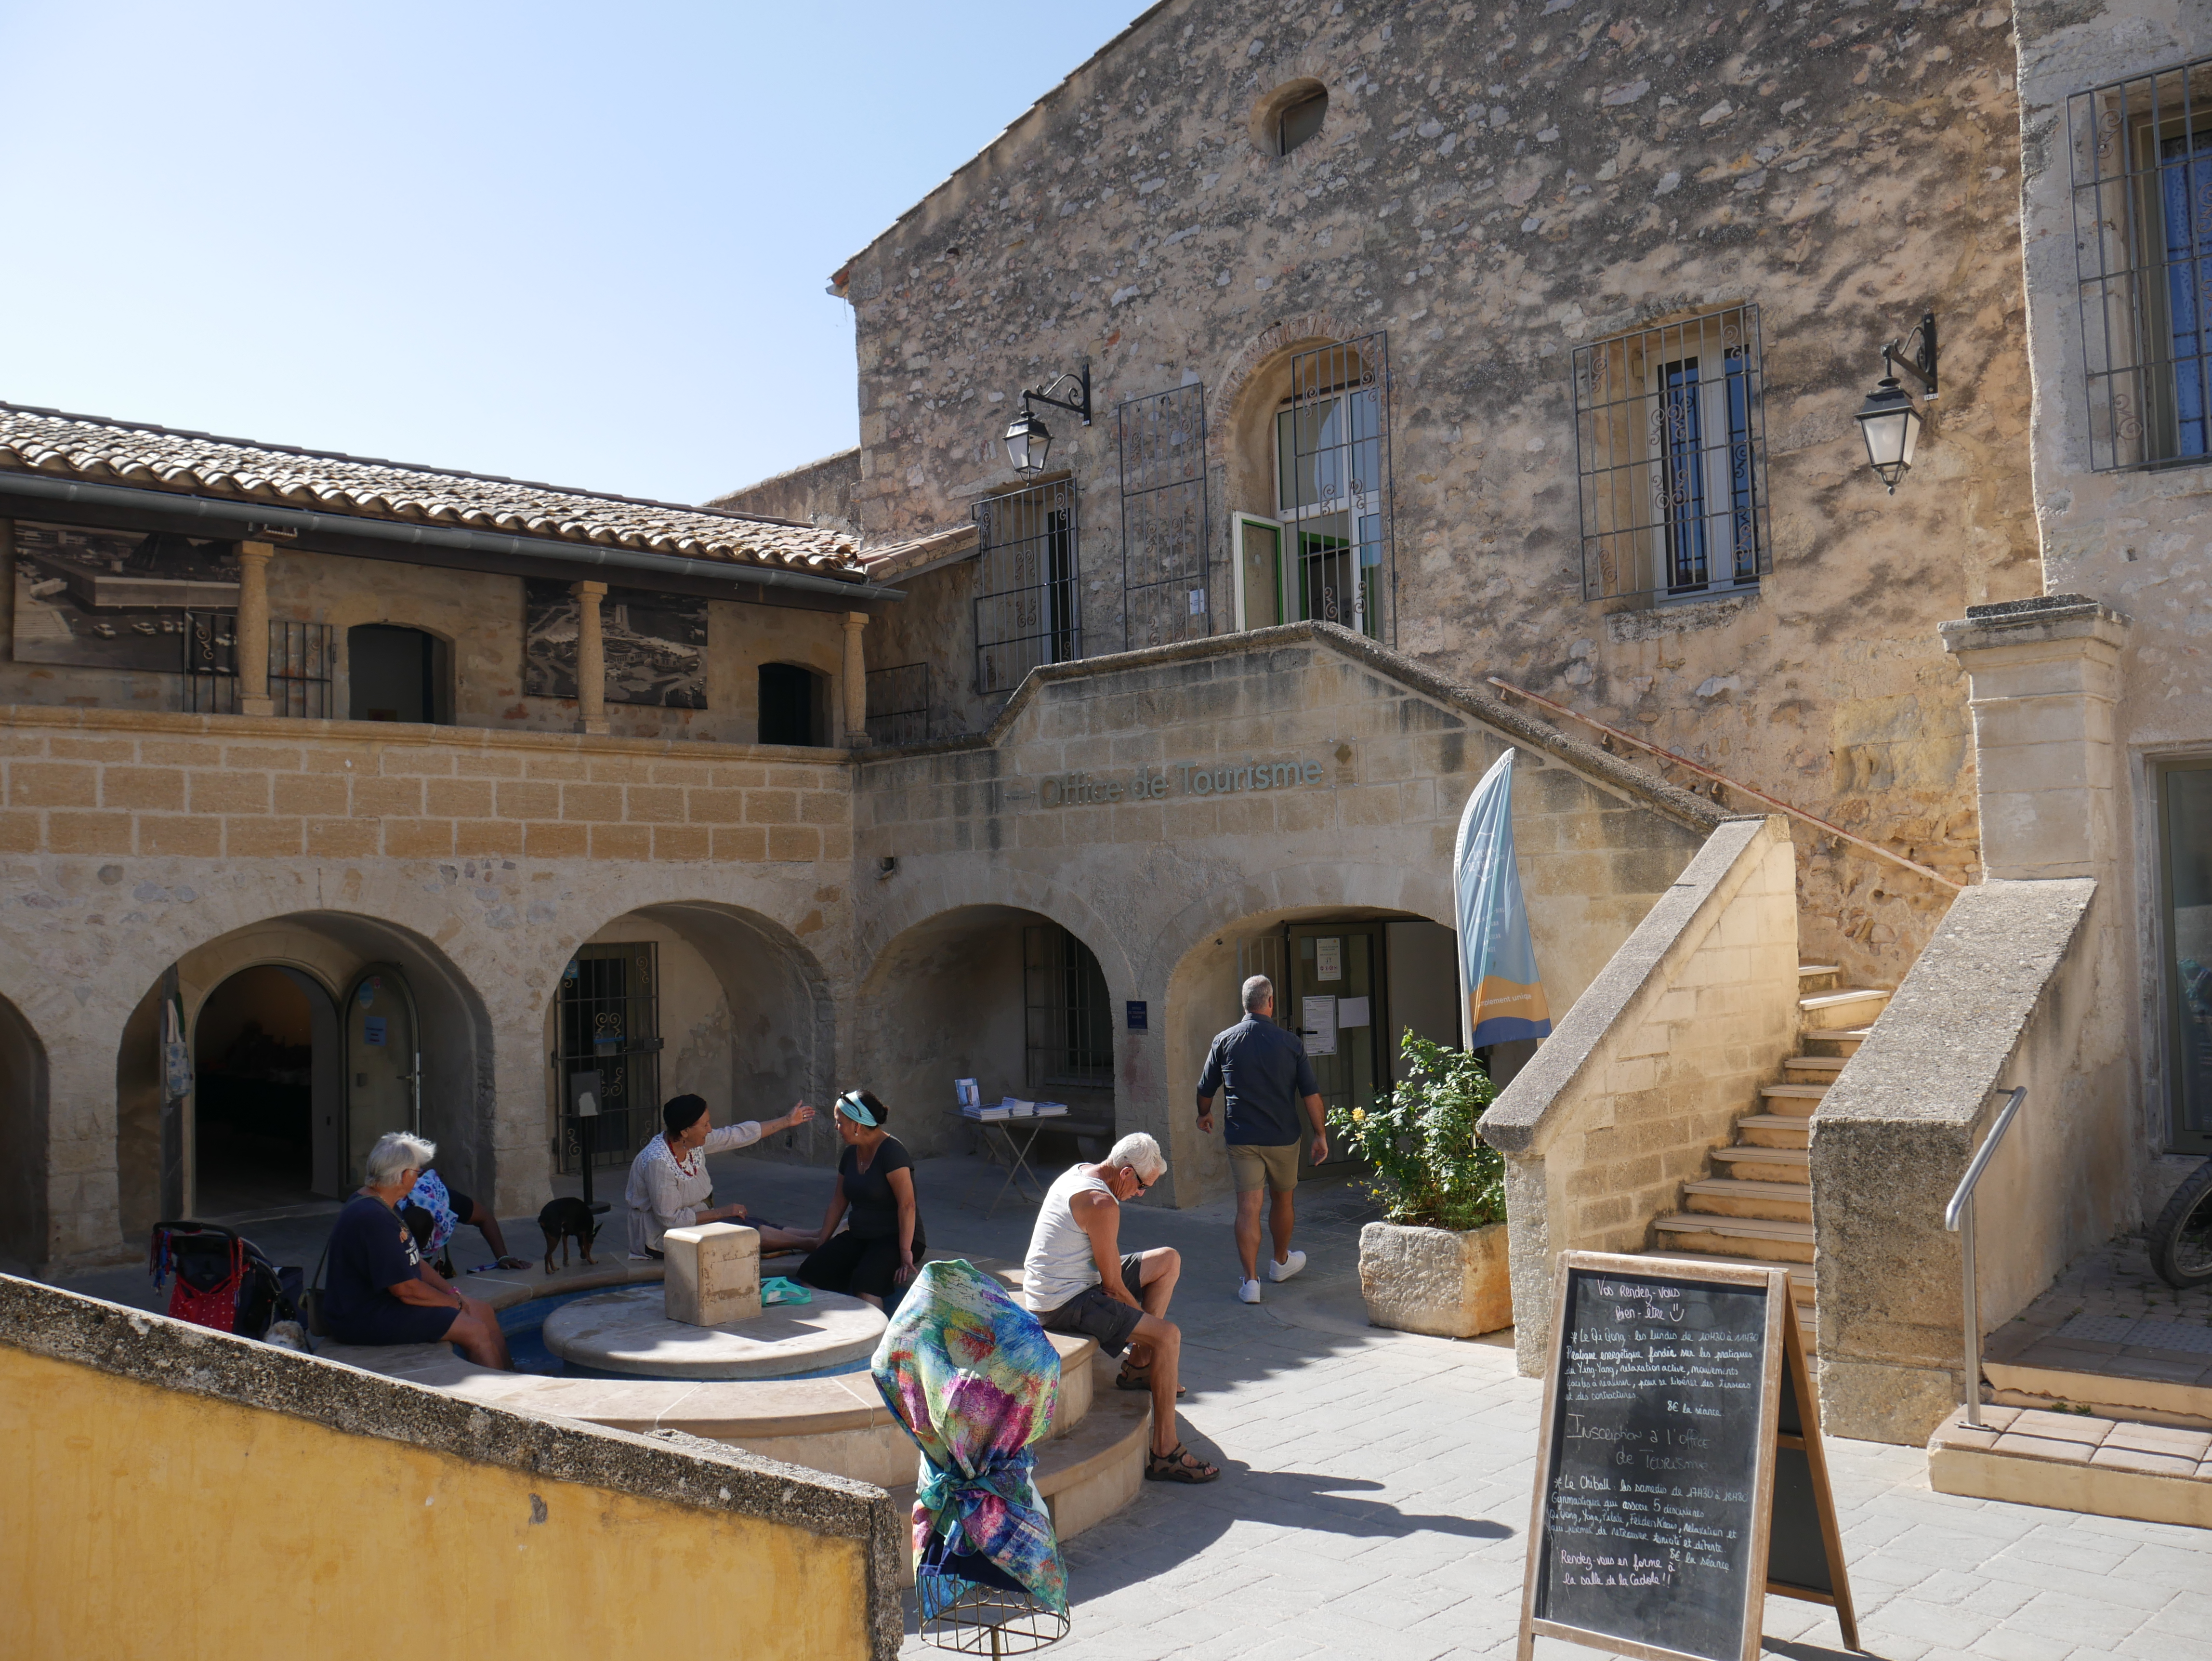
[1453,750,1553,1048]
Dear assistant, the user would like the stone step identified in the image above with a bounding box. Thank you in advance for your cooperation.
[1651,1213,1817,1264]
[1736,1114,1811,1149]
[1800,1027,1874,1058]
[1796,963,1841,994]
[1647,1249,1817,1308]
[1758,1082,1829,1117]
[890,1354,1151,1589]
[1982,1347,2212,1433]
[1682,1177,1813,1223]
[1800,988,1892,1030]
[1928,1405,2212,1529]
[1711,1145,1810,1181]
[1782,1055,1848,1082]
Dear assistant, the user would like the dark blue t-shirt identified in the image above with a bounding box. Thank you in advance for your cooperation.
[323,1194,423,1327]
[1196,1014,1321,1146]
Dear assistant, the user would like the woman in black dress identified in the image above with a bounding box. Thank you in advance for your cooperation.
[797,1089,924,1309]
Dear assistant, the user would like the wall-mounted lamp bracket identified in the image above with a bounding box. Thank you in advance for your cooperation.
[1020,359,1092,426]
[1882,312,1938,402]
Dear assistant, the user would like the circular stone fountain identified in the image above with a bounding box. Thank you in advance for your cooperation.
[541,1283,887,1381]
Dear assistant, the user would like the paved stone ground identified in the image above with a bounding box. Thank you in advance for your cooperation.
[46,1148,2212,1660]
[2017,1236,2212,1330]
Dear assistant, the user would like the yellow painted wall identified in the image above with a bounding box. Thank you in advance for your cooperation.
[0,1346,871,1661]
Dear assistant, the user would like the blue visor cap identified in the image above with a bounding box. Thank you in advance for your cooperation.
[835,1091,879,1128]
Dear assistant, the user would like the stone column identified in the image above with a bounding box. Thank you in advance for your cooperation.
[236,540,275,717]
[841,610,869,747]
[1938,594,2130,882]
[572,580,609,736]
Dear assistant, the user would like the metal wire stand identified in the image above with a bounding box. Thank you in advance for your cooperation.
[919,1580,1070,1655]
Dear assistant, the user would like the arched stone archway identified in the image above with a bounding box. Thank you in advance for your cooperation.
[0,990,48,1269]
[114,912,492,1238]
[540,900,838,1176]
[1143,864,1462,1205]
[855,902,1129,1163]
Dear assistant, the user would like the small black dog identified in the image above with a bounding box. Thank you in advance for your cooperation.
[537,1197,601,1275]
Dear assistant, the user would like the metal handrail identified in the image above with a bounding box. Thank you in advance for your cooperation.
[1483,676,1965,893]
[1943,1086,2028,1427]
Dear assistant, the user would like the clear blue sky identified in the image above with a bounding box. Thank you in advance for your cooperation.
[0,1,1140,506]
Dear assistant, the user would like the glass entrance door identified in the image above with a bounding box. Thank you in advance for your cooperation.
[2160,762,2212,1153]
[1281,922,1386,1179]
[343,965,418,1187]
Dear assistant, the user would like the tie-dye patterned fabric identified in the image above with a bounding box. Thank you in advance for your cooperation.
[871,1259,1067,1614]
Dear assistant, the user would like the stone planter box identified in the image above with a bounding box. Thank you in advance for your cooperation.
[1358,1219,1514,1338]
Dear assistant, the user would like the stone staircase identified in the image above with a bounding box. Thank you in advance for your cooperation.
[1647,963,1894,1329]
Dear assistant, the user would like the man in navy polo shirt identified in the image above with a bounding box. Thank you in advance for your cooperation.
[1196,974,1327,1304]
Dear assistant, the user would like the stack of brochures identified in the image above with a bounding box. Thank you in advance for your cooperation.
[957,1097,1071,1121]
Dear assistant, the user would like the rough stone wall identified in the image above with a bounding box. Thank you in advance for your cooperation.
[0,529,847,748]
[834,0,2040,989]
[1481,814,1801,1375]
[852,623,1719,1200]
[707,448,864,535]
[2011,2,2212,1188]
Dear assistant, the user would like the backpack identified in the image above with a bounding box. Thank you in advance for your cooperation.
[148,1222,308,1344]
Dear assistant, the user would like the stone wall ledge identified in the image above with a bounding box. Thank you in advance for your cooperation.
[1938,594,2130,657]
[0,702,854,769]
[855,620,1729,836]
[1812,878,2095,1129]
[0,1272,903,1654]
[1480,814,1780,1158]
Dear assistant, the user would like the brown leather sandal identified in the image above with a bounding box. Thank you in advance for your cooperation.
[1144,1442,1219,1483]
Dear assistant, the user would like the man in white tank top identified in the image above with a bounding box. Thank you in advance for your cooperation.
[1019,1132,1218,1483]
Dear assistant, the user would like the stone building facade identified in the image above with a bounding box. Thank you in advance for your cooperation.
[825,0,2041,989]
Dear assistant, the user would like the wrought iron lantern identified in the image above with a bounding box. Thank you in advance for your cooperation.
[1855,311,1936,493]
[1002,360,1092,476]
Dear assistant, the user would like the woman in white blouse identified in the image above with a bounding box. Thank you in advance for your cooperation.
[625,1093,819,1259]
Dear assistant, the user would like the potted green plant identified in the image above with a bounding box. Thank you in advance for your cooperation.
[1329,1031,1513,1338]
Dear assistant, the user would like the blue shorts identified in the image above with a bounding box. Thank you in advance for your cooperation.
[326,1297,459,1348]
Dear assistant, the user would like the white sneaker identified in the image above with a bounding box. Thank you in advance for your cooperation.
[1237,1278,1262,1304]
[1268,1250,1307,1284]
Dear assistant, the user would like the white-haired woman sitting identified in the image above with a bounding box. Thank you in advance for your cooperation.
[321,1132,512,1370]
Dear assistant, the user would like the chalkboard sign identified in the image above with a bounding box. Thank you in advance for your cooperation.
[1514,1252,1856,1661]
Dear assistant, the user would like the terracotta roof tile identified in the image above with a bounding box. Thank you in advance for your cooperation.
[0,403,869,580]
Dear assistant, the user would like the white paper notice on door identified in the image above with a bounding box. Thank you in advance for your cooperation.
[1316,937,1343,981]
[1301,994,1339,1057]
[1336,996,1371,1029]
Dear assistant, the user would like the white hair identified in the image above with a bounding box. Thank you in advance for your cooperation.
[1106,1131,1166,1182]
[366,1132,437,1187]
[1241,975,1274,1013]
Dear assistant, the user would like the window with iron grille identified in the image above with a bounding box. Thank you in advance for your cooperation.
[554,943,660,1173]
[2068,58,2212,470]
[973,478,1079,696]
[1276,334,1394,641]
[1119,382,1211,651]
[1572,305,1770,604]
[1023,923,1113,1090]
[183,617,335,717]
[183,609,238,713]
[864,660,931,747]
[271,620,334,718]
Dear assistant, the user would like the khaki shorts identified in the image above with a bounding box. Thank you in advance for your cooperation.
[1228,1140,1301,1195]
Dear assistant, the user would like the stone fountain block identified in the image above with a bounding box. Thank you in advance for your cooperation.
[663,1223,761,1326]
